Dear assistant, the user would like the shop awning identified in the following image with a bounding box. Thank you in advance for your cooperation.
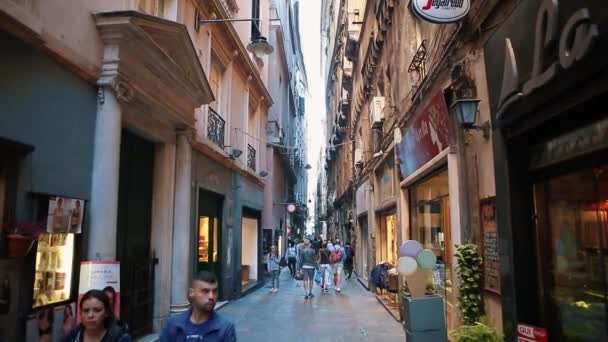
[94,11,214,142]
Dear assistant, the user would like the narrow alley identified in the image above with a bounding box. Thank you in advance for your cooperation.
[219,269,405,342]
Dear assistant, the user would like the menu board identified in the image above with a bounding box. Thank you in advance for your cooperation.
[480,197,501,294]
[32,233,75,307]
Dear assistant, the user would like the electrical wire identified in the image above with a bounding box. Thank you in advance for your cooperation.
[235,128,353,151]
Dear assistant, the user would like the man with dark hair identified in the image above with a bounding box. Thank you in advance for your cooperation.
[160,271,236,341]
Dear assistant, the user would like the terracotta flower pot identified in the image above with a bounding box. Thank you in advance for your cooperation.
[7,234,36,257]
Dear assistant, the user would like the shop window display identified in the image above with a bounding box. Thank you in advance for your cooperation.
[409,170,455,331]
[32,233,75,308]
[533,166,608,340]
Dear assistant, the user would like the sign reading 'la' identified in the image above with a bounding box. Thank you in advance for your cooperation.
[411,0,471,24]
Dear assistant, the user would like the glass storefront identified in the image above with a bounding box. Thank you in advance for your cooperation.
[533,166,608,340]
[408,169,455,331]
[32,233,75,308]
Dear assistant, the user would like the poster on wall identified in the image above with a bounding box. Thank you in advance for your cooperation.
[78,261,120,319]
[47,196,84,234]
[480,197,501,294]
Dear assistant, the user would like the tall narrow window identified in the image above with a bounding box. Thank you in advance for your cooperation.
[251,0,260,38]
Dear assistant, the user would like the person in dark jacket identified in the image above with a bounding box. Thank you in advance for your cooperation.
[160,270,236,342]
[63,289,131,342]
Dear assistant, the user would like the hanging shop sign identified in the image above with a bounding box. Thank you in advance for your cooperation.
[517,324,547,342]
[411,0,471,24]
[396,91,451,179]
[286,203,297,215]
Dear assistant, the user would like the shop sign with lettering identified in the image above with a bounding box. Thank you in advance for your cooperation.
[517,324,547,342]
[396,92,450,179]
[495,0,601,122]
[411,0,471,24]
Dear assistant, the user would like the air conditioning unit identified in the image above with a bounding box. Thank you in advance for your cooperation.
[369,96,385,128]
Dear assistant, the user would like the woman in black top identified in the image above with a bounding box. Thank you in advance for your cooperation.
[317,242,332,293]
[63,289,131,342]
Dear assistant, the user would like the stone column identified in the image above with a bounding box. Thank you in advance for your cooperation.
[151,143,176,329]
[88,86,122,260]
[170,131,193,313]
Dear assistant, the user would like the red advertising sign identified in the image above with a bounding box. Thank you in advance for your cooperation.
[517,324,547,342]
[396,92,451,179]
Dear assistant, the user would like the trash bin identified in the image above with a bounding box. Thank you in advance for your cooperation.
[401,295,447,342]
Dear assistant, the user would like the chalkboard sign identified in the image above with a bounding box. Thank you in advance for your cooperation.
[480,197,500,294]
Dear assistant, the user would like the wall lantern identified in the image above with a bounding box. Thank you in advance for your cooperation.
[449,99,490,139]
[304,164,312,170]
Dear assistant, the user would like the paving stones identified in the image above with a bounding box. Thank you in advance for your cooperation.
[218,269,406,341]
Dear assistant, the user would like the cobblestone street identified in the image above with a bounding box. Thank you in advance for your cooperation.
[219,269,406,342]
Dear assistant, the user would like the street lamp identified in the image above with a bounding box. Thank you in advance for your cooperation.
[199,18,274,56]
[450,98,490,139]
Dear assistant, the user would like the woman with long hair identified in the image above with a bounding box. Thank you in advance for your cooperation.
[63,289,131,342]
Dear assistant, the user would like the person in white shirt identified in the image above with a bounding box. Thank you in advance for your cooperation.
[286,242,298,277]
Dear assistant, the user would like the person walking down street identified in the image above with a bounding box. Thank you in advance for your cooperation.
[344,241,355,280]
[331,239,346,292]
[317,242,332,293]
[286,242,298,277]
[160,271,236,342]
[63,289,131,342]
[267,246,281,293]
[297,239,318,299]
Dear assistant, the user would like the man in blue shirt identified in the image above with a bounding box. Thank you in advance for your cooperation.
[160,271,236,341]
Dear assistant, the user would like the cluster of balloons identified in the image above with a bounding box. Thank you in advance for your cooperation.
[397,240,437,275]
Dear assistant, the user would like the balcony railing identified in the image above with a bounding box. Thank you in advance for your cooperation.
[247,144,256,171]
[207,108,225,149]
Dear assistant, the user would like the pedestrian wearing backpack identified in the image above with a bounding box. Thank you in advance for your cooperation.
[287,242,298,277]
[331,239,345,292]
[343,241,355,280]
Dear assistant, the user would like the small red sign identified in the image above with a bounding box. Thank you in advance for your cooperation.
[517,324,547,342]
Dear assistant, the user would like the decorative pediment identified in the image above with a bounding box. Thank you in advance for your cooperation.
[94,11,214,141]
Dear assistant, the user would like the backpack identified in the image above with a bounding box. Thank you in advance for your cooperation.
[330,249,342,263]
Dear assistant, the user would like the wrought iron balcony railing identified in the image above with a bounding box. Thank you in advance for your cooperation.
[207,108,225,149]
[247,144,256,171]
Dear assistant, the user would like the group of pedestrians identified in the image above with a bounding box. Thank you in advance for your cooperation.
[269,237,354,300]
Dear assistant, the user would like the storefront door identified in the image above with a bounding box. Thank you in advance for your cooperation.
[116,131,154,338]
[408,169,455,331]
[197,190,222,296]
[358,216,369,280]
[533,165,608,340]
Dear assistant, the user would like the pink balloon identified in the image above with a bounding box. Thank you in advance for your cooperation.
[399,240,422,258]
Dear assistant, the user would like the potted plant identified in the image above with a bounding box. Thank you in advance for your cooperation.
[4,221,46,257]
[450,243,501,342]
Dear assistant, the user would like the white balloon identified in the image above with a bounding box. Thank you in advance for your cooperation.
[398,256,418,275]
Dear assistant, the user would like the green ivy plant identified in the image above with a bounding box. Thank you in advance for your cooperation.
[455,243,483,325]
[450,320,500,342]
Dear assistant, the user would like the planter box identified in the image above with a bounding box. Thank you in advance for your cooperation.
[401,294,447,342]
[7,234,36,257]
